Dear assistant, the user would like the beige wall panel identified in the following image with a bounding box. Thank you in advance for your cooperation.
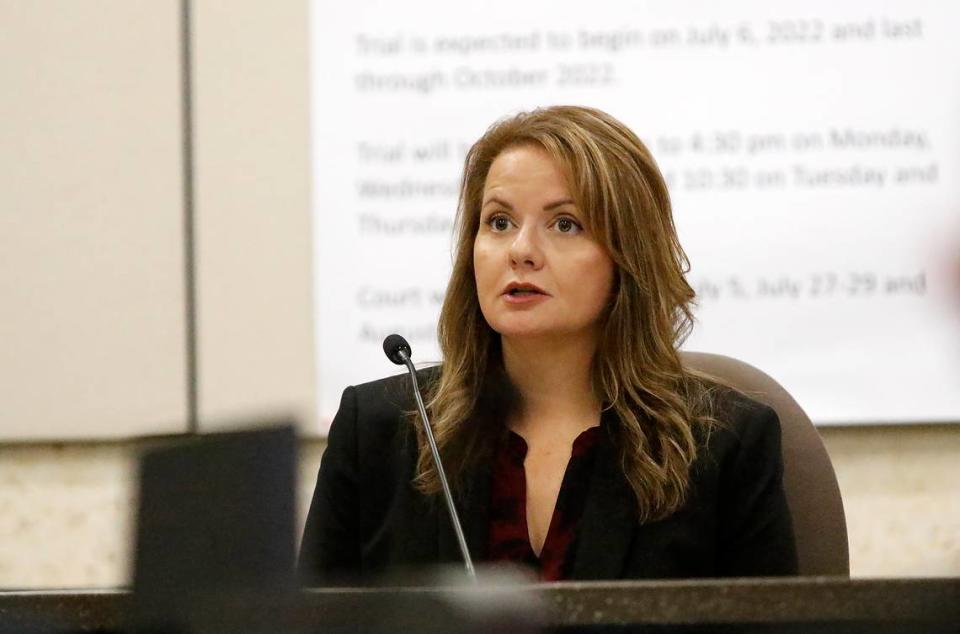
[820,425,960,577]
[193,0,316,431]
[0,0,187,439]
[0,442,137,588]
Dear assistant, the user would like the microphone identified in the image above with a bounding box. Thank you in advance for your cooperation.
[383,334,476,580]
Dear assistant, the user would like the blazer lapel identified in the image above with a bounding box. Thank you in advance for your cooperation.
[569,425,637,580]
[436,460,491,566]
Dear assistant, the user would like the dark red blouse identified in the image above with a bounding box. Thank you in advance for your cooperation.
[486,426,602,581]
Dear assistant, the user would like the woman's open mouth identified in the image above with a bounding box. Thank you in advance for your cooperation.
[502,283,549,304]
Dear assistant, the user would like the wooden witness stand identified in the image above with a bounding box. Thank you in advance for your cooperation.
[1,576,957,632]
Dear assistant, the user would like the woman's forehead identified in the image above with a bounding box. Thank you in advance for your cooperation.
[483,146,576,198]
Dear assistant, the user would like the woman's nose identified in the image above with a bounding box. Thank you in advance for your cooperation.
[509,225,543,270]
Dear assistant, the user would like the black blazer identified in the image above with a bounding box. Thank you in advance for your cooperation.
[298,369,798,585]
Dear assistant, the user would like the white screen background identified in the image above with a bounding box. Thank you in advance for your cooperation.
[310,0,960,429]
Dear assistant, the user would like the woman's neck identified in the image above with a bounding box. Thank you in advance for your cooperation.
[501,333,602,441]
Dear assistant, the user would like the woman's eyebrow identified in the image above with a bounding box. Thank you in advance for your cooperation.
[482,196,513,210]
[544,198,575,210]
[481,197,575,210]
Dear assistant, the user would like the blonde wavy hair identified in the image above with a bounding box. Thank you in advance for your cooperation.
[414,105,720,522]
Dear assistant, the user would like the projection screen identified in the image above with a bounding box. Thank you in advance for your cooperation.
[309,0,960,429]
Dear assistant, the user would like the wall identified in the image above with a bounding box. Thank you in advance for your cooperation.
[0,0,188,439]
[0,0,957,588]
[822,425,960,576]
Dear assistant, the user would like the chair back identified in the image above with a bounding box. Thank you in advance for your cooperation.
[681,351,850,576]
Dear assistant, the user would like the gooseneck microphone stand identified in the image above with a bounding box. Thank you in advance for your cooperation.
[382,334,477,581]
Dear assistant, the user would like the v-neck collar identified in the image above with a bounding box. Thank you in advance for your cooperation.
[499,426,603,561]
[435,412,639,580]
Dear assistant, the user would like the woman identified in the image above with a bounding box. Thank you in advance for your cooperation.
[299,106,797,584]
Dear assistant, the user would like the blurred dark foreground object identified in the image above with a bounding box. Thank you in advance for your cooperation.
[130,425,298,633]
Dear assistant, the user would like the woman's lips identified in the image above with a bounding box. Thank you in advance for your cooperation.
[502,289,549,305]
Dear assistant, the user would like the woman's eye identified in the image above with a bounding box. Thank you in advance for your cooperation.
[490,216,511,231]
[555,217,581,234]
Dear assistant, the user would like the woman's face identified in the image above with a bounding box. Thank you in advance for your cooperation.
[473,145,616,342]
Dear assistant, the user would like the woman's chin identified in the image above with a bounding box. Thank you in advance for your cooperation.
[492,321,576,342]
[489,322,555,341]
